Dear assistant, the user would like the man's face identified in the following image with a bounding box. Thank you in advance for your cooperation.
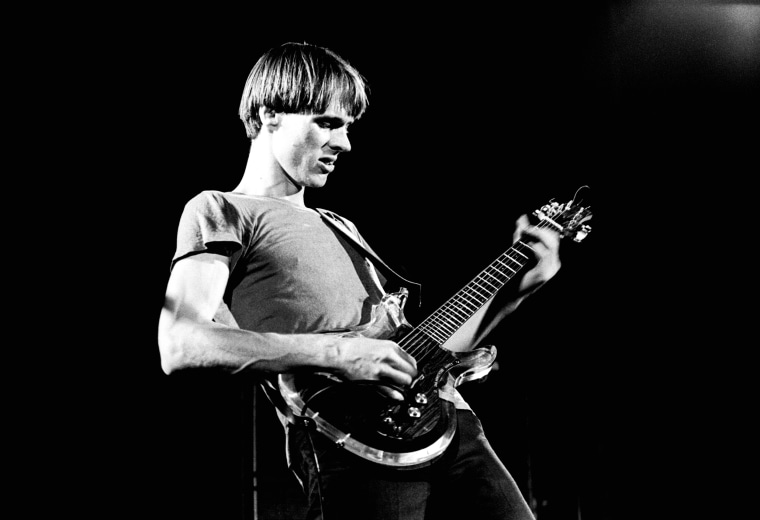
[270,100,354,189]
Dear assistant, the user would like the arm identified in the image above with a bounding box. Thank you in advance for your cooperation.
[158,252,417,388]
[442,214,561,352]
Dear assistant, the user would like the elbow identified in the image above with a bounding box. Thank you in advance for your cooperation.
[158,319,189,375]
[158,334,183,375]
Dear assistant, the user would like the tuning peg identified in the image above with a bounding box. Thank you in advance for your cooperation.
[573,225,592,243]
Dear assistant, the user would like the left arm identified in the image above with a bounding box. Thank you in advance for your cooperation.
[442,214,561,352]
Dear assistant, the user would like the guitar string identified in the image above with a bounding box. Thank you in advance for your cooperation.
[402,237,540,358]
[401,241,534,358]
[399,213,562,360]
[401,244,529,359]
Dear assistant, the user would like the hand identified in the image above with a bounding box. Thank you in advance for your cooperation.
[513,214,561,295]
[332,336,418,400]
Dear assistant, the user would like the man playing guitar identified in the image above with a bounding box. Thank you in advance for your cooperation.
[158,42,565,520]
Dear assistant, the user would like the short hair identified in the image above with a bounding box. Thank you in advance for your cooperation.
[239,42,369,139]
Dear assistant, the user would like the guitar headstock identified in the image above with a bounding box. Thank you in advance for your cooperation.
[532,193,593,243]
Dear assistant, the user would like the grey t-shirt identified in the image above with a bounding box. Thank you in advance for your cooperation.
[172,190,385,334]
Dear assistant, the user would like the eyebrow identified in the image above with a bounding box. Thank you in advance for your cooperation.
[314,114,353,126]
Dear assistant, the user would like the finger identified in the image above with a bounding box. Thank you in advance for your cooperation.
[534,227,560,247]
[387,354,418,379]
[513,214,530,243]
[395,345,417,370]
[524,240,549,259]
[376,385,406,401]
[519,225,560,251]
[380,341,417,372]
[378,365,415,388]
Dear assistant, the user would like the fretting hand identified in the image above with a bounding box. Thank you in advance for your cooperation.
[513,214,562,296]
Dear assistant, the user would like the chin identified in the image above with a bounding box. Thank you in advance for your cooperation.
[306,175,329,188]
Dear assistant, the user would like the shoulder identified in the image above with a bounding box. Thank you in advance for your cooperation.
[185,190,231,209]
[182,190,250,218]
[176,191,249,234]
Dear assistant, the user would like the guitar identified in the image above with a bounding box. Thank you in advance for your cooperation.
[276,194,592,469]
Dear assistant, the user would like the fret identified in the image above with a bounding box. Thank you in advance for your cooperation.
[511,244,533,257]
[451,292,481,311]
[451,292,483,313]
[438,305,469,324]
[473,276,499,293]
[502,254,525,267]
[493,257,520,274]
[423,315,461,336]
[479,271,503,290]
[417,325,449,344]
[485,264,510,278]
[464,282,491,301]
[485,264,510,279]
[509,247,530,259]
[427,313,459,335]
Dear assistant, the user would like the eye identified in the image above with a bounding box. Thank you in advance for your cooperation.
[316,117,351,131]
[319,121,343,130]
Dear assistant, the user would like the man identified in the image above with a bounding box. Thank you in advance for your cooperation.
[158,42,560,520]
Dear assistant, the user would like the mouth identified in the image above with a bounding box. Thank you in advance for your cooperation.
[317,156,337,173]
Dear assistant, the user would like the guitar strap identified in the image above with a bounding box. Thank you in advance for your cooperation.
[314,207,422,308]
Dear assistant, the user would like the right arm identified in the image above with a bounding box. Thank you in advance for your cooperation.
[157,252,417,388]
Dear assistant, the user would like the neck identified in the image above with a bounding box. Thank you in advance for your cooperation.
[233,139,306,205]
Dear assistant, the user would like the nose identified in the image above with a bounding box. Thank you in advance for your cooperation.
[329,127,351,153]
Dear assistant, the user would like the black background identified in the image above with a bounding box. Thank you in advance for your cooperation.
[31,2,758,519]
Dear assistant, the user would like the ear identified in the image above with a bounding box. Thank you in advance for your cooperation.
[259,106,281,131]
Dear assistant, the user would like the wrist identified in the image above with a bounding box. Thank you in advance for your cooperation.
[315,334,343,371]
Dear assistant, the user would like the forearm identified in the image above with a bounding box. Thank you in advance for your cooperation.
[443,290,525,353]
[470,295,525,347]
[158,313,339,376]
[442,264,556,354]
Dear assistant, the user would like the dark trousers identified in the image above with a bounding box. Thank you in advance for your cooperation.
[287,409,535,520]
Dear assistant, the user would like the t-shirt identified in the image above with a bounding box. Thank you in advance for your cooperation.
[172,190,385,334]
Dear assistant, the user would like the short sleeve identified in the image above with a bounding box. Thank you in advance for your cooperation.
[171,191,245,270]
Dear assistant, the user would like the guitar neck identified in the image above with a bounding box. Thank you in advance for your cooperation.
[413,240,533,346]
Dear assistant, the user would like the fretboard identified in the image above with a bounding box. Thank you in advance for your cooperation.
[413,240,534,346]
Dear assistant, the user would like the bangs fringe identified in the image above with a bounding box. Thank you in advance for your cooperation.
[239,42,369,138]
